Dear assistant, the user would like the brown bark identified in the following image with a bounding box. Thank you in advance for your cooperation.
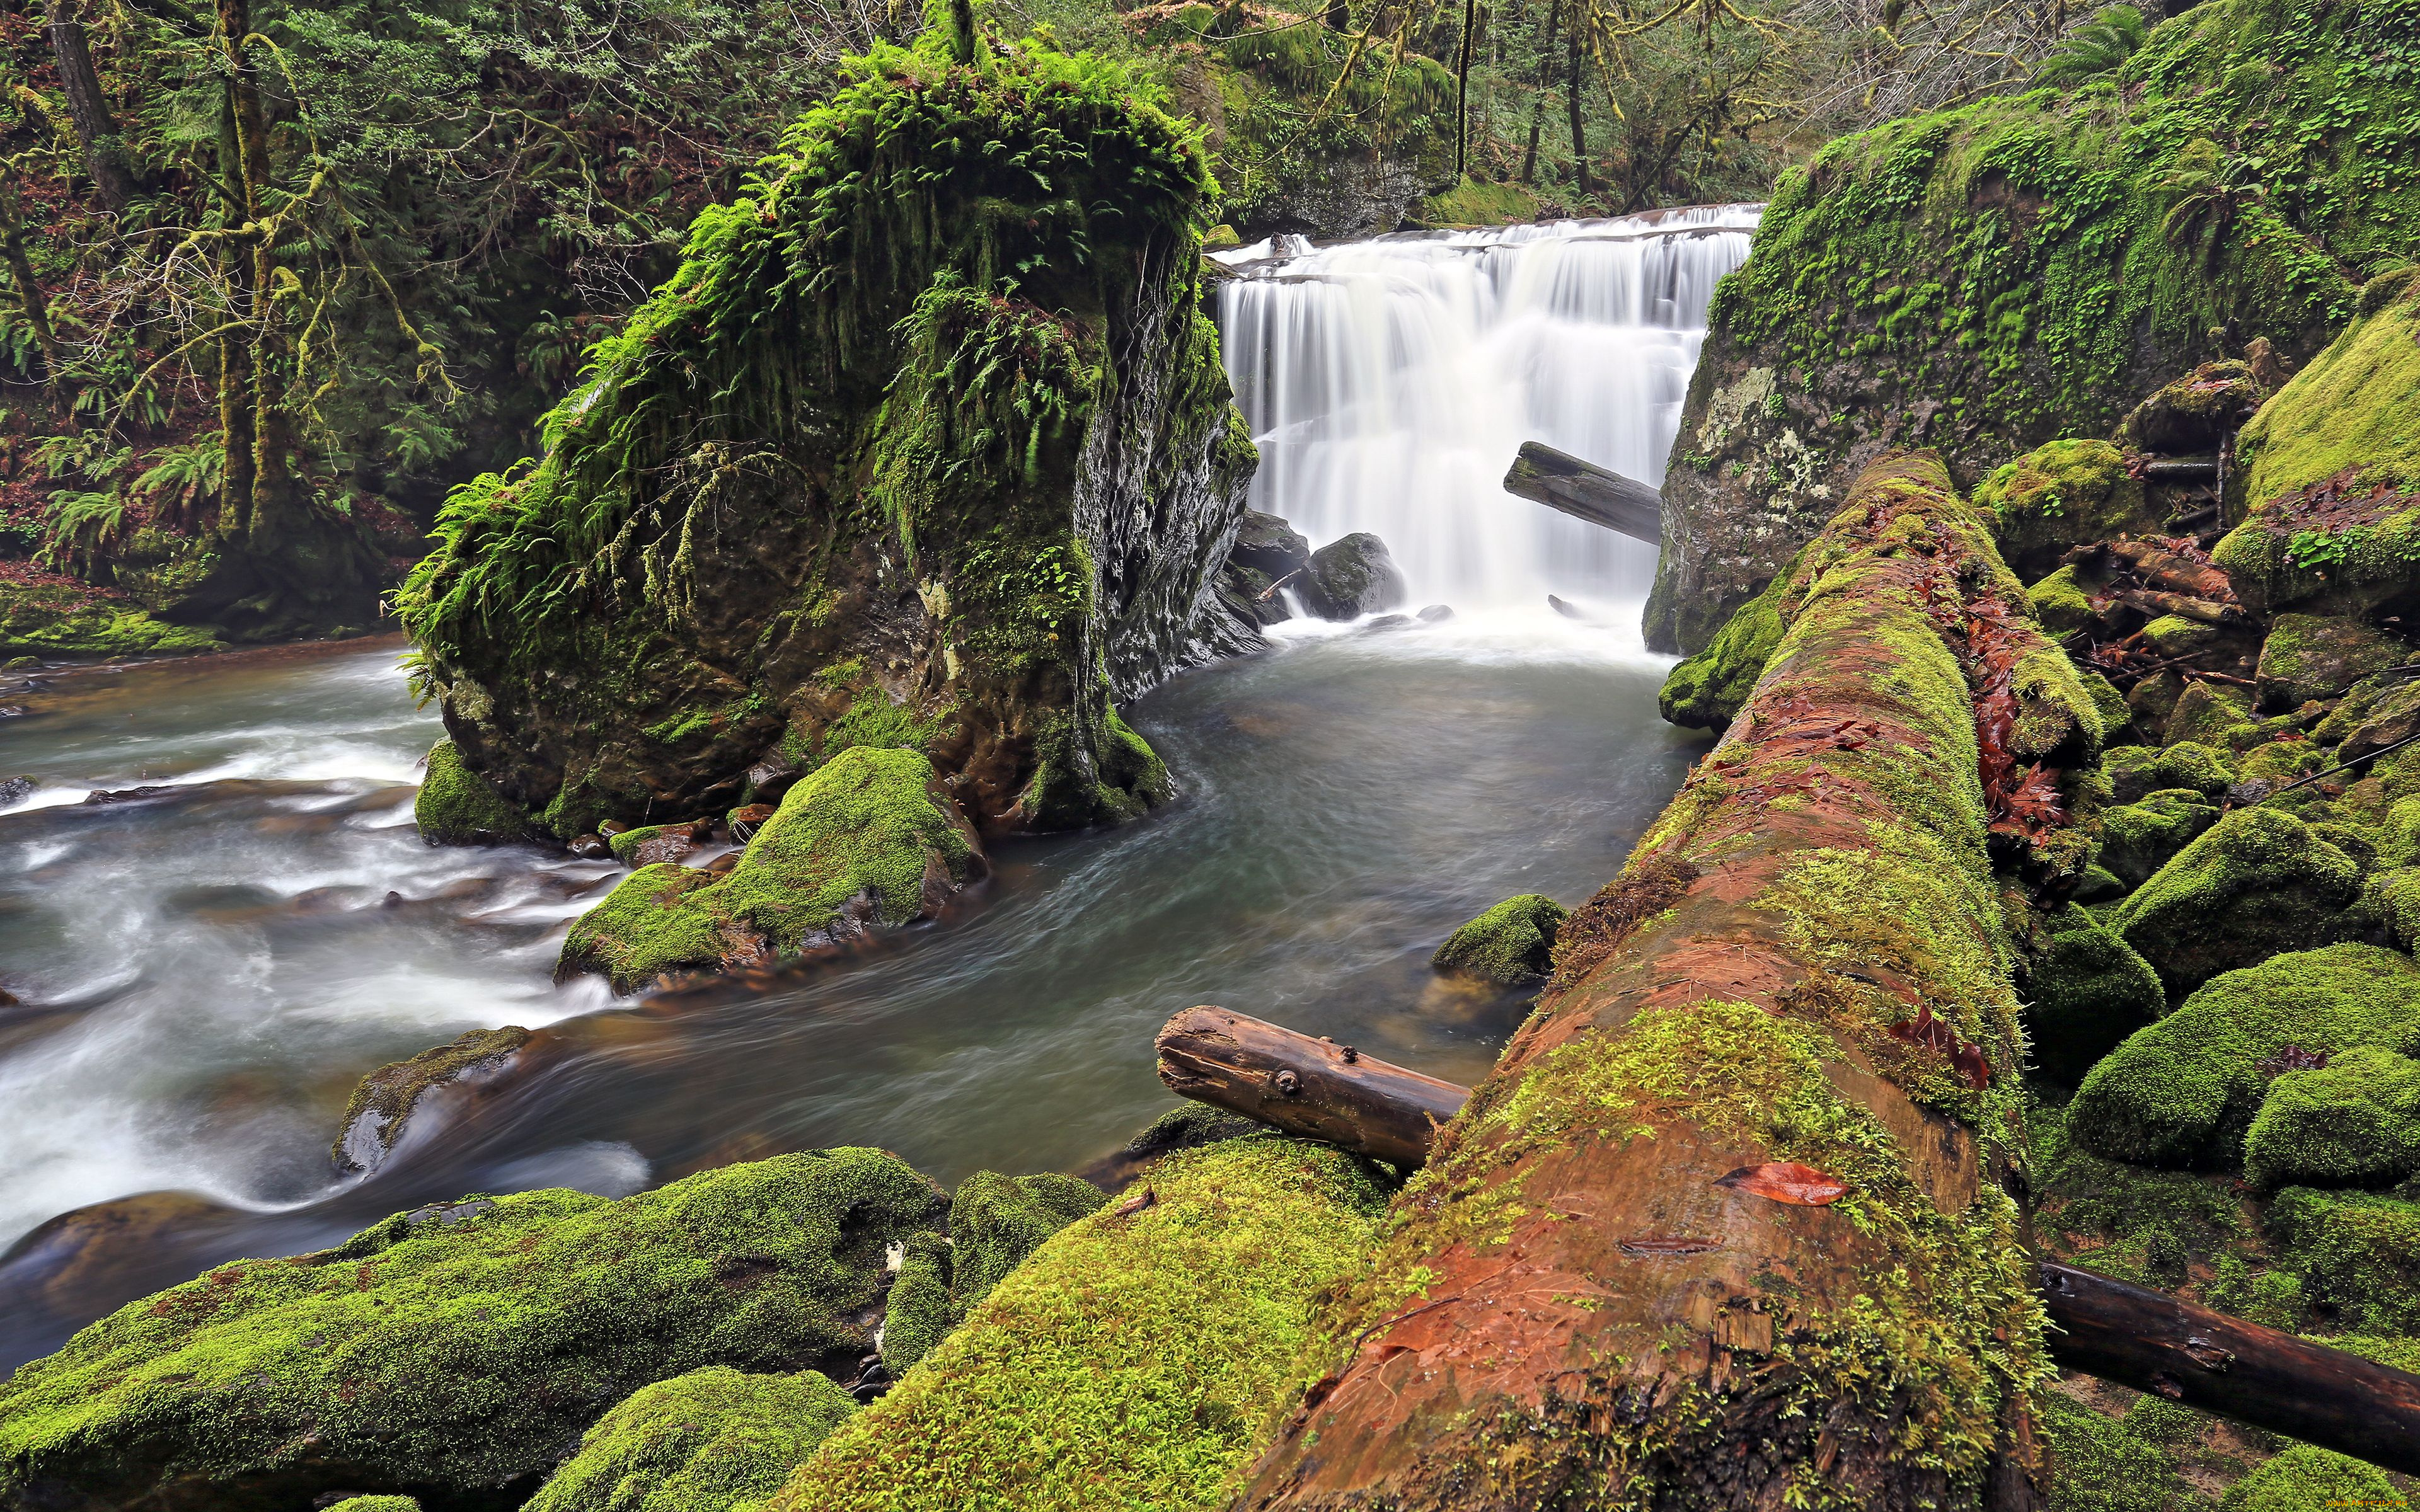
[2102,538,2237,603]
[1518,0,1557,184]
[1238,454,2097,1508]
[1565,21,1589,197]
[213,70,255,533]
[1155,1007,1472,1169]
[1502,440,1659,541]
[45,0,140,211]
[1453,0,1477,181]
[2109,585,2244,625]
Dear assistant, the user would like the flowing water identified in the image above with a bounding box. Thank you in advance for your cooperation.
[0,212,1747,1371]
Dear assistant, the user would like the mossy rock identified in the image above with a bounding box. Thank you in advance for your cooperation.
[2256,614,2409,712]
[2070,942,2420,1168]
[522,1366,859,1512]
[0,578,224,659]
[331,1026,533,1174]
[1975,438,2162,582]
[770,1138,1390,1512]
[2097,789,2221,889]
[1296,532,1407,620]
[2025,563,2100,638]
[2076,671,2133,743]
[0,1150,947,1511]
[1658,556,1801,730]
[876,1231,955,1378]
[2218,1444,2398,1511]
[2264,1187,2420,1335]
[413,739,529,847]
[2035,1390,2191,1512]
[1429,893,1569,986]
[558,748,982,992]
[2242,1046,2420,1193]
[2161,680,2255,749]
[2105,742,2233,805]
[323,1499,422,1512]
[877,1171,1106,1376]
[2025,905,2164,1085]
[2111,808,2363,999]
[2116,359,2266,455]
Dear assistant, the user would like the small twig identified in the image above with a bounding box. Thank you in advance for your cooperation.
[2252,728,2420,806]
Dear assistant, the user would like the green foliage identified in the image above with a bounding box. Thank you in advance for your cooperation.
[524,1367,860,1512]
[1430,893,1570,986]
[0,1152,946,1509]
[2218,1445,2398,1511]
[1658,554,1801,730]
[413,738,530,845]
[2034,1390,2192,1512]
[1974,438,2158,580]
[2032,5,2149,87]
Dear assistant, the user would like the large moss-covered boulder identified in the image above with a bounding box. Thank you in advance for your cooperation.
[522,1367,859,1512]
[2069,942,2420,1167]
[2025,905,2164,1085]
[1974,438,2163,582]
[2111,807,2363,997]
[2256,614,2408,711]
[1429,893,1569,987]
[558,747,983,992]
[1657,553,1802,730]
[2242,1046,2420,1193]
[770,1138,1388,1512]
[2218,1444,2399,1512]
[2160,680,2256,749]
[2095,788,2220,888]
[0,1150,947,1512]
[397,37,1252,842]
[413,739,528,846]
[2103,741,2232,804]
[2263,1186,2420,1335]
[1643,0,2416,653]
[1295,532,1407,621]
[2213,268,2420,617]
[2116,358,2266,455]
[876,1171,1107,1376]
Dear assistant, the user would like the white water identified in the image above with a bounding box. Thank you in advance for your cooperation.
[1217,206,1760,610]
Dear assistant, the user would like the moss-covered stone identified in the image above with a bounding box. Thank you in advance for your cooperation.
[2161,680,2256,748]
[2026,563,2100,637]
[2036,1391,2192,1512]
[2070,942,2420,1167]
[1976,438,2163,582]
[2097,788,2221,888]
[2256,614,2409,712]
[2264,1186,2420,1334]
[2026,905,2165,1085]
[1429,893,1569,986]
[876,1231,956,1378]
[413,739,529,847]
[559,747,982,992]
[2242,1046,2420,1193]
[876,1171,1106,1377]
[2105,742,2233,804]
[2111,808,2362,999]
[1295,532,1405,620]
[770,1138,1389,1512]
[2218,1445,2398,1512]
[0,577,225,660]
[331,1026,533,1174]
[523,1366,859,1512]
[0,1150,947,1511]
[2117,359,2267,455]
[322,1499,422,1512]
[1657,556,1802,730]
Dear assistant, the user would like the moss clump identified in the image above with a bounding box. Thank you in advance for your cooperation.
[2105,742,2232,803]
[413,739,529,846]
[1657,556,1802,730]
[2036,1391,2191,1512]
[2027,905,2164,1084]
[2160,680,2256,748]
[2097,788,2221,888]
[1975,439,2161,581]
[877,1232,956,1377]
[1429,893,1570,987]
[2256,614,2409,711]
[2242,1046,2420,1192]
[524,1366,859,1512]
[559,747,979,991]
[877,1172,1105,1376]
[2070,942,2420,1167]
[0,1151,947,1510]
[323,1499,422,1512]
[1416,177,1544,226]
[2265,1187,2420,1334]
[2026,563,2100,636]
[2112,808,2362,998]
[771,1138,1389,1512]
[0,579,224,659]
[331,1026,533,1174]
[2218,1443,2398,1510]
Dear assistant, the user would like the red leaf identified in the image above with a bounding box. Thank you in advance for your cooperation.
[1715,1162,1850,1206]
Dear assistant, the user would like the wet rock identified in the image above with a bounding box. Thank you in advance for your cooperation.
[568,833,611,859]
[2337,679,2420,765]
[1296,532,1407,620]
[1230,510,1311,582]
[744,756,800,805]
[2116,359,2266,454]
[331,1026,534,1175]
[1431,894,1569,987]
[608,820,712,867]
[413,739,529,846]
[1359,614,1414,633]
[2256,614,2408,711]
[727,803,778,841]
[1661,557,1799,731]
[521,1366,860,1512]
[81,784,175,806]
[1415,604,1454,623]
[0,775,33,807]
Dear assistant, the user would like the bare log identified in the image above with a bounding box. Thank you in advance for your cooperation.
[1154,1006,1470,1169]
[2111,586,2245,626]
[1501,442,1661,544]
[2141,457,2220,483]
[1155,1011,2420,1475]
[2105,539,2238,604]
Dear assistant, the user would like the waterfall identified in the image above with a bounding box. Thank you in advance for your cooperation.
[1216,206,1760,611]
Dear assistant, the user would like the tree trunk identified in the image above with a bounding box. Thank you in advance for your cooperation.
[1518,0,1556,185]
[1565,20,1589,198]
[0,176,64,390]
[1453,0,1478,181]
[212,66,255,535]
[1156,1007,1470,1169]
[45,0,140,211]
[1236,452,2106,1509]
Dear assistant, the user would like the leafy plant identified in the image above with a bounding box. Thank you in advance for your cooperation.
[2155,139,2271,272]
[39,489,130,573]
[2031,4,2146,88]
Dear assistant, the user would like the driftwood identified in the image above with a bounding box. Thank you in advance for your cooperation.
[1158,1006,2420,1475]
[2104,539,2238,604]
[2141,457,2220,483]
[2111,586,2245,626]
[1500,441,1661,544]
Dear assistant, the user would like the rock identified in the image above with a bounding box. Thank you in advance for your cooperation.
[2096,789,2221,888]
[608,820,710,867]
[2256,614,2408,711]
[2072,864,2128,904]
[1658,554,1801,730]
[1296,532,1407,620]
[330,1026,534,1174]
[2034,1394,2191,1512]
[521,1366,860,1512]
[1415,604,1453,623]
[1201,224,1242,253]
[2103,742,2233,805]
[558,748,986,993]
[1358,614,1413,633]
[413,740,527,846]
[878,1171,1105,1378]
[2069,942,2420,1167]
[2126,670,2185,741]
[1429,893,1569,987]
[1972,438,2164,581]
[0,1150,947,1512]
[568,833,611,859]
[2262,1187,2420,1336]
[726,803,778,840]
[2336,679,2420,765]
[1229,510,1310,582]
[2024,563,2099,637]
[744,757,801,805]
[2112,807,2363,999]
[1,656,36,672]
[2216,1443,2400,1512]
[2242,1046,2420,1192]
[2024,905,2164,1085]
[2115,359,2266,455]
[768,1139,1390,1512]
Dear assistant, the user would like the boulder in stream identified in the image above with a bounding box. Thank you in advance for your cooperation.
[330,1026,534,1175]
[1430,894,1569,987]
[1296,532,1407,620]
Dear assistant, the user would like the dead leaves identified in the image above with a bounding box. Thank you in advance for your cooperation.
[1887,1002,1992,1089]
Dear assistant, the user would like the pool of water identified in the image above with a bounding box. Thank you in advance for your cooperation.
[0,611,1697,1370]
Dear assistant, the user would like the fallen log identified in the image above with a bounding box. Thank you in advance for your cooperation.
[1501,441,1661,544]
[1238,453,2102,1507]
[2111,585,2245,626]
[2104,539,2238,604]
[1160,1009,2420,1475]
[2141,457,2220,483]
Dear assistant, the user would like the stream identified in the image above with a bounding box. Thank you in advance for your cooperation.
[0,209,1752,1372]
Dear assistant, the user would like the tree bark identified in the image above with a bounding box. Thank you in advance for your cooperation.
[2110,585,2244,626]
[212,67,256,534]
[1565,20,1589,198]
[1237,452,2104,1508]
[45,0,140,212]
[1501,440,1659,541]
[2100,538,2238,603]
[1518,0,1557,184]
[0,176,64,389]
[1155,1007,1471,1169]
[1453,0,1477,181]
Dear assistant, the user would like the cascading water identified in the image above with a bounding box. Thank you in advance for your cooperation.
[1217,206,1760,610]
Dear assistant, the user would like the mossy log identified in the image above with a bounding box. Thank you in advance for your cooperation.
[1238,453,2101,1506]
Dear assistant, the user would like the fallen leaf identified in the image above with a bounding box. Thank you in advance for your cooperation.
[1715,1162,1849,1206]
[1110,1187,1156,1218]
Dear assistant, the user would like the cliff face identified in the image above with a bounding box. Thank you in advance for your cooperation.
[398,41,1255,840]
[1645,0,2419,654]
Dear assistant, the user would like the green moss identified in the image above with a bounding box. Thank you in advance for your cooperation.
[2242,1046,2420,1191]
[1976,439,2161,581]
[2256,614,2409,709]
[1658,554,1803,730]
[2036,1392,2192,1512]
[2070,942,2420,1167]
[2218,1443,2398,1510]
[2031,1092,2253,1280]
[560,747,977,991]
[2235,738,2326,786]
[1430,893,1570,987]
[0,1152,946,1509]
[2098,789,2221,888]
[2265,1187,2420,1334]
[771,1138,1389,1512]
[0,578,224,659]
[2027,563,2100,635]
[2111,808,2363,998]
[877,1232,956,1377]
[2161,680,2255,748]
[2027,905,2165,1084]
[1416,176,1543,226]
[524,1366,860,1512]
[323,1500,422,1512]
[413,739,529,846]
[331,1026,532,1172]
[944,1171,1108,1312]
[2106,742,2233,803]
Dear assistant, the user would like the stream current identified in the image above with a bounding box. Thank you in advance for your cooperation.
[0,209,1753,1371]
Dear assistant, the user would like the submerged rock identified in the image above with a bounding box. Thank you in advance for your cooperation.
[331,1026,534,1174]
[0,1150,946,1512]
[1296,532,1407,620]
[558,748,985,993]
[521,1366,859,1512]
[1429,894,1569,987]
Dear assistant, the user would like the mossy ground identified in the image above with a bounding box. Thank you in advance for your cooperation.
[522,1366,860,1512]
[0,578,223,659]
